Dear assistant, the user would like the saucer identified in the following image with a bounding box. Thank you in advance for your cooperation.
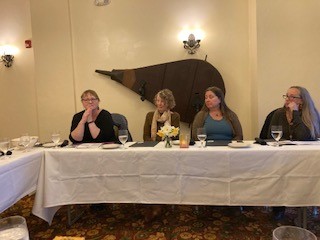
[228,142,251,148]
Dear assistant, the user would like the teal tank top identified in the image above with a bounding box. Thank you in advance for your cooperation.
[204,115,233,140]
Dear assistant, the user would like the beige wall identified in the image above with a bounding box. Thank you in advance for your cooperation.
[1,0,319,142]
[0,0,38,139]
[256,0,320,129]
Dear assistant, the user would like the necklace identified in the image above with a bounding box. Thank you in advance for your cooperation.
[210,111,221,118]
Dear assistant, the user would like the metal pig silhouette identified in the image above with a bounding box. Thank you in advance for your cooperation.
[96,59,225,123]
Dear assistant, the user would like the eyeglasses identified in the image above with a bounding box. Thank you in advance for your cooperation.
[82,98,98,102]
[282,95,301,100]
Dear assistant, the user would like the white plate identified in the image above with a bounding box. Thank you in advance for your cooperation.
[172,140,180,145]
[228,142,251,148]
[43,142,62,148]
[101,143,120,149]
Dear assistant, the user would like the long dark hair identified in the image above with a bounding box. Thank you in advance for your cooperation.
[201,86,233,120]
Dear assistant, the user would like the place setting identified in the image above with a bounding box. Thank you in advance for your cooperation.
[101,129,128,149]
[41,132,69,148]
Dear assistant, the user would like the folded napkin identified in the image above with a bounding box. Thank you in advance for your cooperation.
[129,141,159,147]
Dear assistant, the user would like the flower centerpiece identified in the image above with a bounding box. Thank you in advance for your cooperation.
[157,125,180,148]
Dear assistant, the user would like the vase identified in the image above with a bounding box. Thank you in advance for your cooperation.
[164,136,172,148]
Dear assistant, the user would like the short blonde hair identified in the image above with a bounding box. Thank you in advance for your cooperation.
[154,89,176,110]
[81,89,100,101]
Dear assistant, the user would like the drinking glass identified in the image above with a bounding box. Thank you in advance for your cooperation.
[0,138,10,159]
[19,134,30,152]
[118,129,128,149]
[0,215,30,240]
[197,128,207,148]
[51,132,61,148]
[271,125,283,147]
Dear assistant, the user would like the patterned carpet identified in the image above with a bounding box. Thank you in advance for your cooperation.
[1,195,320,240]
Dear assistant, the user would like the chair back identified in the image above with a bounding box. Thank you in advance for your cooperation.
[259,109,278,139]
[111,113,133,141]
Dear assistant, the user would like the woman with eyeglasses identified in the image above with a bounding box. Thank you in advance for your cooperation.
[268,86,320,141]
[69,89,116,143]
[268,86,320,220]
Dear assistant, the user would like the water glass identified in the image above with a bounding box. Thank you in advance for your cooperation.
[197,128,207,148]
[0,215,29,240]
[118,129,128,148]
[271,125,283,147]
[51,132,61,148]
[19,134,30,152]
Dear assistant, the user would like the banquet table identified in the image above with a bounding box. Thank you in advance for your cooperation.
[31,141,320,225]
[0,148,43,213]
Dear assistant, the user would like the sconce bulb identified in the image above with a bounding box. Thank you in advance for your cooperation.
[183,34,201,54]
[188,34,196,47]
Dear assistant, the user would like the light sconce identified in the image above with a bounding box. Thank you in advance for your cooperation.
[0,45,18,68]
[94,0,110,6]
[183,34,201,54]
[1,54,14,67]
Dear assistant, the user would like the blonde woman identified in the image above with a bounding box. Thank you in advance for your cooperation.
[69,89,116,143]
[268,86,320,220]
[269,86,320,140]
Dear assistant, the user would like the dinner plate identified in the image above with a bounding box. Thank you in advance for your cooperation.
[228,142,251,148]
[43,142,62,148]
[101,143,120,149]
[172,140,180,145]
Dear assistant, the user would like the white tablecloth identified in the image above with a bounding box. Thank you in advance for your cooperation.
[0,149,43,213]
[32,141,320,224]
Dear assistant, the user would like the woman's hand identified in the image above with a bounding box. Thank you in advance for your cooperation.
[287,102,299,112]
[81,107,93,123]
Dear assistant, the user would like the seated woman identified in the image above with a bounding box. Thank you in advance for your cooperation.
[268,86,320,140]
[268,86,320,220]
[192,86,243,141]
[69,89,116,143]
[143,89,180,141]
[142,89,180,222]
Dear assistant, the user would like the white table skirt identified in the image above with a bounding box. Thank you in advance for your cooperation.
[32,141,320,224]
[0,149,43,213]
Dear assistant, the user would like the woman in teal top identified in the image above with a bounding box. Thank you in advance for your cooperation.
[192,86,243,141]
[204,117,233,140]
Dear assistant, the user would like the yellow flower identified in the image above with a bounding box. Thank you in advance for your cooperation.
[156,125,180,140]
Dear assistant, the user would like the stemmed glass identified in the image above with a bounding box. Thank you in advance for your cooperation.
[20,134,30,152]
[0,138,10,159]
[118,129,128,149]
[197,128,207,148]
[271,125,283,147]
[51,132,61,148]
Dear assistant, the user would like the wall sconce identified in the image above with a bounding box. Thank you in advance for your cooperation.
[0,45,18,68]
[183,34,201,54]
[1,54,14,67]
[94,0,110,6]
